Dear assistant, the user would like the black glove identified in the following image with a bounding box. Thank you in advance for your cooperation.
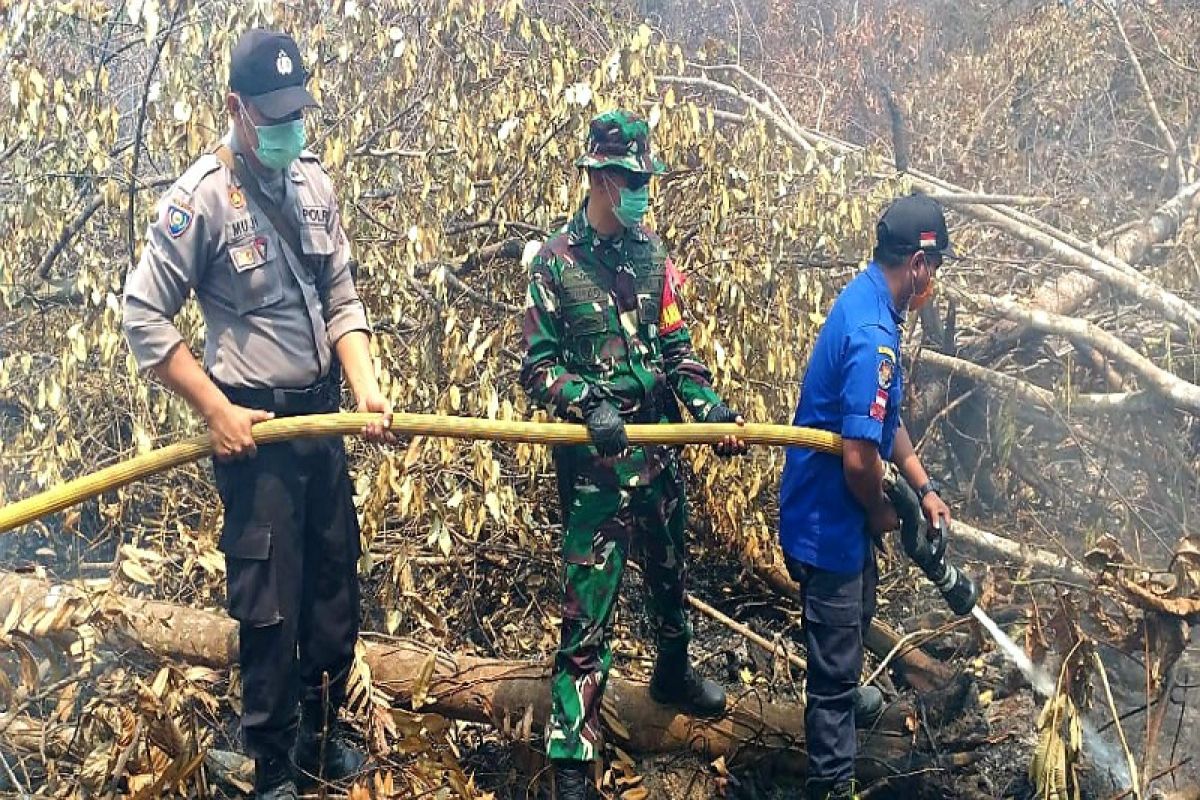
[705,404,739,424]
[705,404,746,457]
[585,401,628,458]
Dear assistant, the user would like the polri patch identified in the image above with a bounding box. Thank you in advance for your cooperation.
[869,388,888,422]
[165,201,193,238]
[301,205,332,227]
[878,358,895,390]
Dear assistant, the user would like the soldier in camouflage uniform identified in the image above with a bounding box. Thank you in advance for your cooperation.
[520,109,748,800]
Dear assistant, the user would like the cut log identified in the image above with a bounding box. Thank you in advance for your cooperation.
[0,572,930,780]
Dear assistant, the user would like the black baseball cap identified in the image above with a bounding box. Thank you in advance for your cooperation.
[876,193,956,259]
[229,29,317,119]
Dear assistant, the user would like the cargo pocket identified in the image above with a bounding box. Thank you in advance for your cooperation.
[801,569,864,627]
[220,522,281,627]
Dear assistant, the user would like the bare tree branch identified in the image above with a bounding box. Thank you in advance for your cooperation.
[1106,1,1186,187]
[38,176,173,280]
[955,290,1200,414]
[919,350,1157,414]
[125,2,184,269]
[656,74,816,155]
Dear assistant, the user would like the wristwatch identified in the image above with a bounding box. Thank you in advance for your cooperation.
[917,480,941,500]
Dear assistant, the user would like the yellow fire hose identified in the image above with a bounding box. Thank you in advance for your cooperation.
[0,413,842,534]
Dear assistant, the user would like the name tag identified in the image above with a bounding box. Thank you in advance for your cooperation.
[226,213,261,242]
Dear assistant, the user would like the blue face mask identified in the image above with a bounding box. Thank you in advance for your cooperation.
[612,184,649,229]
[239,101,306,170]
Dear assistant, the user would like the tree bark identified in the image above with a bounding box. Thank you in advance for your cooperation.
[0,572,933,779]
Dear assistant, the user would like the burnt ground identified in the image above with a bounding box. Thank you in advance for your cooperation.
[438,521,1199,800]
[1,495,1195,798]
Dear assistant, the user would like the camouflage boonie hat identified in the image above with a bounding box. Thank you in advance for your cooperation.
[574,109,666,175]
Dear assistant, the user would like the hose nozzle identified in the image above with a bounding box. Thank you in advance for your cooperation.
[882,469,978,616]
[922,522,979,616]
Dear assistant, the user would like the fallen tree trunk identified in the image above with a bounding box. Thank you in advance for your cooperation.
[910,179,1200,430]
[958,291,1200,414]
[0,572,934,780]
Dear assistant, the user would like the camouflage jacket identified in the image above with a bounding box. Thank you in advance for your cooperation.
[520,205,723,485]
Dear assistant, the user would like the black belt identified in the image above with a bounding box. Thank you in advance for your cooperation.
[216,378,338,417]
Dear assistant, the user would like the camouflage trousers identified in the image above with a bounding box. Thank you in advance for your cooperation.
[545,455,692,762]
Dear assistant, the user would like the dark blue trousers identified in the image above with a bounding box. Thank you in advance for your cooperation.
[786,554,878,787]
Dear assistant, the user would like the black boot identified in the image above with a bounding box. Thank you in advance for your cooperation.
[552,759,589,800]
[293,705,367,786]
[254,756,298,800]
[648,647,726,718]
[853,685,884,727]
[806,779,859,800]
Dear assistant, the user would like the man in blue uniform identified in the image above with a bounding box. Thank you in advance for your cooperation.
[779,194,955,800]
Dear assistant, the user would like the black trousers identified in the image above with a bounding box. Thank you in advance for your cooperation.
[213,435,361,764]
[786,553,878,787]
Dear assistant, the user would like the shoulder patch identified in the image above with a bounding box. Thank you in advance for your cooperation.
[174,153,223,196]
[877,356,895,390]
[869,388,888,421]
[877,345,896,360]
[164,198,194,238]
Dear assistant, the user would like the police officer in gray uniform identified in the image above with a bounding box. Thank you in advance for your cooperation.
[122,29,393,799]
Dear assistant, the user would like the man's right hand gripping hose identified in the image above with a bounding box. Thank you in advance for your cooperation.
[882,465,979,616]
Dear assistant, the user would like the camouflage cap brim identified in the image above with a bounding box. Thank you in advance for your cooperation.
[574,153,666,174]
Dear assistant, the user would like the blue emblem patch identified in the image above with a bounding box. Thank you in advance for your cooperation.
[165,201,193,238]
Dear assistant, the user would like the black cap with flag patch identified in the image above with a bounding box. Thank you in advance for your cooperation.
[229,29,317,119]
[876,193,956,259]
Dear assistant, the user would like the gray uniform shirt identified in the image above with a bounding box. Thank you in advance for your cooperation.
[122,137,369,388]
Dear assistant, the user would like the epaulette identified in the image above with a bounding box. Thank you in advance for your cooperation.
[294,149,332,184]
[541,232,572,259]
[174,153,223,197]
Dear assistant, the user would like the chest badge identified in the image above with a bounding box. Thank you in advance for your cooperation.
[229,186,246,209]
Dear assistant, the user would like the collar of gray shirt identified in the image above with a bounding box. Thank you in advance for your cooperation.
[224,128,304,205]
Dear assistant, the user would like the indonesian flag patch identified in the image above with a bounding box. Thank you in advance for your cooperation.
[869,388,888,421]
[919,230,938,250]
[659,258,686,334]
